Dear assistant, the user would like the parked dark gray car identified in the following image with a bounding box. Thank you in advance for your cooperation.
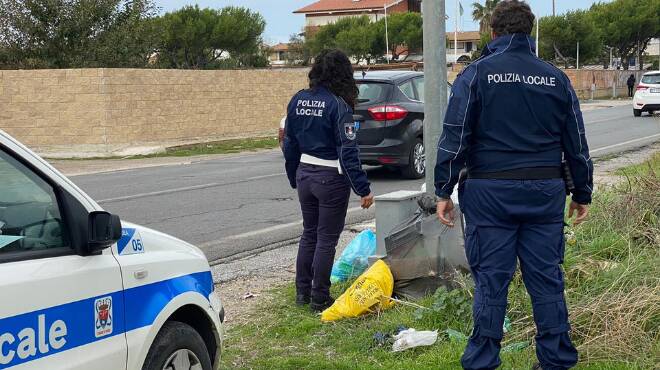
[279,70,450,179]
[354,70,450,178]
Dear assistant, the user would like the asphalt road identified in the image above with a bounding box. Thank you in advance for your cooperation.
[71,105,660,263]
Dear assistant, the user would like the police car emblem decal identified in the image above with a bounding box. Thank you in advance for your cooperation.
[344,121,359,140]
[94,296,113,338]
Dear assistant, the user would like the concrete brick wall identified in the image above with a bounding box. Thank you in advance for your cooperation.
[0,67,645,157]
[563,69,645,100]
[0,68,308,157]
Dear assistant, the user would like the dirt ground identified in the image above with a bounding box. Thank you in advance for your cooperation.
[214,143,660,328]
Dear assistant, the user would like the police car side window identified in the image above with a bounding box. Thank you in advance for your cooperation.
[0,150,69,260]
[399,80,416,101]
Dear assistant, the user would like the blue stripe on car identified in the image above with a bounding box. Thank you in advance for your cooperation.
[0,271,212,369]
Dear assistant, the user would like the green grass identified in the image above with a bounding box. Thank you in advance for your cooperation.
[615,152,660,177]
[155,137,279,157]
[221,155,660,370]
[48,137,280,161]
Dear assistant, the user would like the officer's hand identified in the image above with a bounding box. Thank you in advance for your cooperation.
[437,199,455,227]
[361,193,375,209]
[568,201,589,225]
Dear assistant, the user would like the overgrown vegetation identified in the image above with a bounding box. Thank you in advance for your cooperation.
[221,154,659,369]
[535,0,660,69]
[0,1,268,69]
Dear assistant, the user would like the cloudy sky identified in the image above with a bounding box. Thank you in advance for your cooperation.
[156,0,606,44]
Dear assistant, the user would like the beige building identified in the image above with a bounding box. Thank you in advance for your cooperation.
[446,31,481,63]
[294,0,422,35]
[269,43,292,66]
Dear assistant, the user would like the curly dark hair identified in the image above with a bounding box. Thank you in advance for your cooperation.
[308,49,358,109]
[491,0,535,36]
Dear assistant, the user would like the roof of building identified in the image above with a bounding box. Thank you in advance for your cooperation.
[446,31,481,42]
[294,0,404,14]
[271,43,290,52]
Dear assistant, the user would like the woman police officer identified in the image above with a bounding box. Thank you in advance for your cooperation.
[283,49,374,312]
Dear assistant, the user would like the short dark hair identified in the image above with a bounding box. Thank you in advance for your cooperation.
[490,0,535,36]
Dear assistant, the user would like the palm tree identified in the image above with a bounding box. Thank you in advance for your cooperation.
[472,0,501,34]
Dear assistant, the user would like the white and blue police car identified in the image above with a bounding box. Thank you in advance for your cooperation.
[0,129,224,370]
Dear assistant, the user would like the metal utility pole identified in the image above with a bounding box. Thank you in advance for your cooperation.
[423,0,448,194]
[576,41,580,69]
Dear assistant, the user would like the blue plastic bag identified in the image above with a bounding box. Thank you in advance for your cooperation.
[330,229,377,283]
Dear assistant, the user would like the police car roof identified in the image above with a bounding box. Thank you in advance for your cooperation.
[354,70,423,83]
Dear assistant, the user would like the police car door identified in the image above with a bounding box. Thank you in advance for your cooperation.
[0,148,127,370]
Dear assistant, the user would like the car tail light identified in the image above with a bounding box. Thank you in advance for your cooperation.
[368,105,408,121]
[378,156,397,164]
[636,84,649,91]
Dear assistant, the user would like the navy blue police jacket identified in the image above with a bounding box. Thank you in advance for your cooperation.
[283,86,371,197]
[435,33,594,204]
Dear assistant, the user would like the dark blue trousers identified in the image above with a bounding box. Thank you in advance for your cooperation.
[296,164,351,300]
[459,179,578,370]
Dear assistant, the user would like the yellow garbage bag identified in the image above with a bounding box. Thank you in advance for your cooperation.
[321,259,395,322]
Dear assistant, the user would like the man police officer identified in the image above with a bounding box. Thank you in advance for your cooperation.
[435,1,592,369]
[284,49,374,312]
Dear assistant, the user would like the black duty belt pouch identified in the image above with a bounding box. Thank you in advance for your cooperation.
[468,167,562,180]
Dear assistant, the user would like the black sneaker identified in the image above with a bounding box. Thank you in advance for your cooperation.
[531,363,542,370]
[310,296,335,312]
[295,294,311,306]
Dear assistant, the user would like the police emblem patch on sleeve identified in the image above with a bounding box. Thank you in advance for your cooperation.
[344,121,359,140]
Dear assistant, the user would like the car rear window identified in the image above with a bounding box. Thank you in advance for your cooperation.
[641,74,660,84]
[357,82,389,105]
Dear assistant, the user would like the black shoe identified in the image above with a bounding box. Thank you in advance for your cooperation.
[295,294,311,306]
[531,363,542,370]
[310,296,335,312]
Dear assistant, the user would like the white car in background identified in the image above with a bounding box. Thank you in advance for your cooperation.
[633,71,660,117]
[0,129,223,370]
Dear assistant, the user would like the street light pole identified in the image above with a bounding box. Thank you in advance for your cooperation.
[384,3,390,64]
[535,13,539,57]
[576,41,580,70]
[552,0,556,16]
[423,0,448,194]
[454,0,459,65]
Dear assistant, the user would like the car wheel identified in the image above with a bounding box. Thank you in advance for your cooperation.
[142,321,212,370]
[402,139,425,179]
[633,108,642,117]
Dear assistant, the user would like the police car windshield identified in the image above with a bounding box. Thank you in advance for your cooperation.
[641,74,660,85]
[357,82,389,105]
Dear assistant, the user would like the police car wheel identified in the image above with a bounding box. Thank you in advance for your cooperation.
[143,321,212,370]
[402,139,425,179]
[633,109,641,117]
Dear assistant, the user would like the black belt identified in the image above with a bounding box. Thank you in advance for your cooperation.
[468,167,562,180]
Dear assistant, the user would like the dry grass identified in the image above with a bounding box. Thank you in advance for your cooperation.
[506,156,660,366]
[571,284,659,362]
